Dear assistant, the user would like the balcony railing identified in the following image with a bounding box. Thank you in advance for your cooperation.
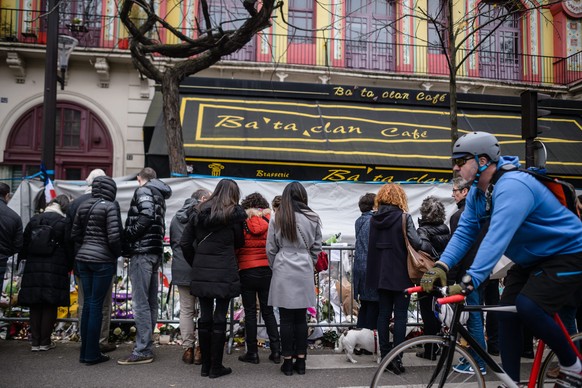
[2,7,581,87]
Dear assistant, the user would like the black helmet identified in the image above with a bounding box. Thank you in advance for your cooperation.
[452,132,500,162]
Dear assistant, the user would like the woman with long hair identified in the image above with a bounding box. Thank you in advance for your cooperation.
[366,183,432,374]
[180,179,247,379]
[267,181,322,376]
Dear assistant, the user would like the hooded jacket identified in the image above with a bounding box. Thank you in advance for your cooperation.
[366,205,433,291]
[180,205,246,299]
[170,198,197,287]
[440,155,582,287]
[18,204,72,307]
[123,179,172,256]
[236,208,271,271]
[71,176,123,263]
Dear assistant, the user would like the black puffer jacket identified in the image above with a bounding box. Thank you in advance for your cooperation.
[180,205,246,299]
[0,198,23,275]
[71,176,123,263]
[417,222,450,257]
[123,179,172,256]
[18,209,72,307]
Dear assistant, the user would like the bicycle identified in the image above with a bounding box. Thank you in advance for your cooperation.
[370,285,582,388]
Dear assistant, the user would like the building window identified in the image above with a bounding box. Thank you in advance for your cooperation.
[478,1,521,80]
[345,0,396,71]
[58,108,81,148]
[428,0,449,54]
[288,0,314,44]
[4,102,113,181]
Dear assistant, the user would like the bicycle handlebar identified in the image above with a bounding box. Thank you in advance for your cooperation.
[437,294,466,304]
[404,286,467,304]
[405,286,424,294]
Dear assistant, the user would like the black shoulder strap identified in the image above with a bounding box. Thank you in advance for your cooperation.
[83,200,102,231]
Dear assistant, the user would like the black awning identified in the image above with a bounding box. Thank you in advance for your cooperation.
[146,79,582,185]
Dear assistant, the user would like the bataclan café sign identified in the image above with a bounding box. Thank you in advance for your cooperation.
[145,79,582,185]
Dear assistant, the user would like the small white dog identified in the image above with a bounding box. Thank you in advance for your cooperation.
[334,328,381,364]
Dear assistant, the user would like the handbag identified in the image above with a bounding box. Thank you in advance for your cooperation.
[297,225,327,273]
[402,213,436,282]
[315,250,329,273]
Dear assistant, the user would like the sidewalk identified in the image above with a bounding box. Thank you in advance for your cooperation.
[0,339,377,388]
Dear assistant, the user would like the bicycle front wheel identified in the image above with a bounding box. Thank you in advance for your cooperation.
[370,335,486,388]
[537,332,582,388]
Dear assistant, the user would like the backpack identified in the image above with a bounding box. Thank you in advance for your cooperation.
[28,219,59,256]
[491,165,580,217]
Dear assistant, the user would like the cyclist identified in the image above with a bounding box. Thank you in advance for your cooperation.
[420,131,582,387]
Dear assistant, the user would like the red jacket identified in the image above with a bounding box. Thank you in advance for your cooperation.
[236,208,270,271]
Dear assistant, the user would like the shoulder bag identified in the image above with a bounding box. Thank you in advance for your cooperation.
[402,213,435,282]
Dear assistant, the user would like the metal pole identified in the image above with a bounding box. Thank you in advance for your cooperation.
[41,0,60,178]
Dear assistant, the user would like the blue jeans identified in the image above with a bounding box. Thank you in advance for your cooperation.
[466,286,486,369]
[129,253,161,357]
[76,261,115,363]
[377,289,409,358]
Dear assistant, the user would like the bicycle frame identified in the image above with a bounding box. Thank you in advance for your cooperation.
[442,297,582,388]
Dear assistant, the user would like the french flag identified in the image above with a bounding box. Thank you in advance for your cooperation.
[41,164,57,203]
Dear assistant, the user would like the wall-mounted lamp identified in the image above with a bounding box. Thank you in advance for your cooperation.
[56,35,78,90]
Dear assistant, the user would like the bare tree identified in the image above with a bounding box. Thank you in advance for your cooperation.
[410,0,560,147]
[120,0,279,175]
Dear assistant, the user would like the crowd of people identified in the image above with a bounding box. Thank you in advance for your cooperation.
[1,130,581,385]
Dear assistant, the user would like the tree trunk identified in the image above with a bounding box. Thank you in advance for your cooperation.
[161,71,187,176]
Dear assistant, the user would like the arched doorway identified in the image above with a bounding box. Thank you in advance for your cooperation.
[3,101,113,186]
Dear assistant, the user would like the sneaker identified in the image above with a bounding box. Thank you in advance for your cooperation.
[453,362,487,375]
[117,354,154,365]
[554,369,582,388]
[39,342,56,351]
[31,346,40,352]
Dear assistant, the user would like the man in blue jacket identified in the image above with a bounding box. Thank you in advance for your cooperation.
[421,131,582,387]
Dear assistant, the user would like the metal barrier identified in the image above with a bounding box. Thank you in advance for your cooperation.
[0,245,422,345]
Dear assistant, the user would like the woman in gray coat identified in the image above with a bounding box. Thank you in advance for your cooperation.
[267,182,322,376]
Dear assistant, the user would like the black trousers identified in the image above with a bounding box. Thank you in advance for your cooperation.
[484,279,500,351]
[419,295,441,336]
[240,267,280,353]
[198,297,229,332]
[29,303,58,347]
[279,307,307,357]
[356,300,379,330]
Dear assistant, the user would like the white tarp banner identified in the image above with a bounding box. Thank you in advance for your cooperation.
[9,176,458,243]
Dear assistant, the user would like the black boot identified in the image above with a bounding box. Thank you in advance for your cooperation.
[269,341,281,364]
[198,323,212,377]
[209,330,232,379]
[293,357,306,375]
[416,343,438,360]
[280,358,294,376]
[238,352,259,364]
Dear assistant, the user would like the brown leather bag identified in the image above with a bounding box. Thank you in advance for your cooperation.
[402,213,435,282]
